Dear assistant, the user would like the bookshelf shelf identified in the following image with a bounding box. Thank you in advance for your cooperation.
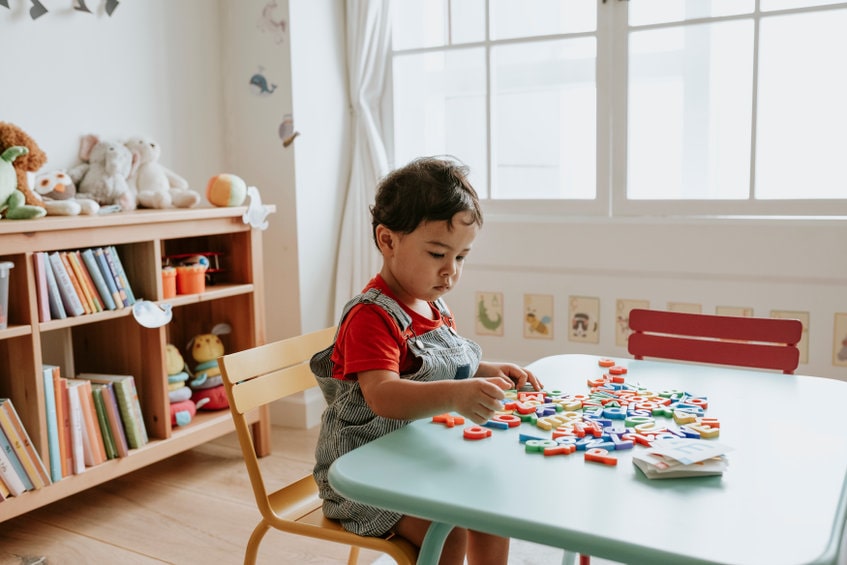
[0,207,271,522]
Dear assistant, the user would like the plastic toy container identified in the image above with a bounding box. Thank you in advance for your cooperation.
[0,261,13,330]
[162,267,177,298]
[176,265,206,295]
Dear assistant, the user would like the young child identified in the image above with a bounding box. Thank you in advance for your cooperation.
[312,156,541,564]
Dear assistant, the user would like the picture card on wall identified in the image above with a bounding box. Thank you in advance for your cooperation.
[771,310,810,364]
[616,299,649,347]
[716,306,754,317]
[475,292,504,336]
[833,313,847,367]
[568,296,599,344]
[524,294,554,340]
[667,302,702,314]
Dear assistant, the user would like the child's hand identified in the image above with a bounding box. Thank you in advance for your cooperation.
[477,362,543,391]
[453,378,512,424]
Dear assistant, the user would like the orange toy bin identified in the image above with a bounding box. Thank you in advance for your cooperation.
[176,265,206,294]
[162,267,177,298]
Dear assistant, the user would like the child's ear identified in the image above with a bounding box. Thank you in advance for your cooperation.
[375,225,395,252]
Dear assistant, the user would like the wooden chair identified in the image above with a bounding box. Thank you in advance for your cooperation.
[219,327,418,565]
[627,308,803,374]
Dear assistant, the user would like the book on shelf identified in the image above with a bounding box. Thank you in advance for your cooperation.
[0,470,11,500]
[66,379,107,467]
[71,251,104,312]
[100,247,130,307]
[55,375,73,477]
[93,382,128,458]
[0,398,51,488]
[42,364,63,482]
[81,248,117,310]
[64,381,86,475]
[104,246,136,305]
[0,426,29,496]
[76,373,148,449]
[63,251,95,314]
[93,247,123,309]
[48,251,85,317]
[0,424,33,492]
[32,251,51,323]
[53,369,73,477]
[90,385,117,460]
[632,439,732,479]
[43,250,67,320]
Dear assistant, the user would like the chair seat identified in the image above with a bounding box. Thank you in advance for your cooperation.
[267,474,419,563]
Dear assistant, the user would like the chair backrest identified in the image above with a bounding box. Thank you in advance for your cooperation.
[627,309,802,374]
[219,326,336,514]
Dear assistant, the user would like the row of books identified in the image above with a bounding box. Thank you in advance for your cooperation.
[32,246,137,322]
[0,368,149,501]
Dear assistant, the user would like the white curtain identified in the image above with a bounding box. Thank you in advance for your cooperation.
[333,0,393,319]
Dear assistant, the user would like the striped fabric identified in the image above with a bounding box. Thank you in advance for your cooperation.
[312,288,482,536]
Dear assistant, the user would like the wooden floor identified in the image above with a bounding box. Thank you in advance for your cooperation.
[0,425,384,564]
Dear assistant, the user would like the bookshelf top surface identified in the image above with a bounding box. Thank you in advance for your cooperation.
[0,206,276,237]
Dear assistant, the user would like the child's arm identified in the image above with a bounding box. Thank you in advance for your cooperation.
[475,361,543,391]
[358,370,513,424]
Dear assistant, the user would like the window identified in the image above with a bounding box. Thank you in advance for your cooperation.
[389,0,847,217]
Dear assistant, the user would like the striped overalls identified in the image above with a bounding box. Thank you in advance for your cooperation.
[312,288,482,536]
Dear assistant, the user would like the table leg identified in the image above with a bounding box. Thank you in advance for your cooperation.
[562,550,577,565]
[417,521,454,564]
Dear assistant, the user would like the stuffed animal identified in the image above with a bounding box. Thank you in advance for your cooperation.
[0,147,47,219]
[32,170,100,216]
[69,134,136,210]
[0,121,48,209]
[124,136,200,209]
[186,323,231,410]
[166,343,208,426]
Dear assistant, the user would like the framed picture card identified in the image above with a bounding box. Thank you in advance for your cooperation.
[833,313,847,367]
[524,294,554,340]
[568,296,600,344]
[668,302,702,314]
[771,310,810,364]
[616,299,649,347]
[716,306,754,317]
[475,291,504,336]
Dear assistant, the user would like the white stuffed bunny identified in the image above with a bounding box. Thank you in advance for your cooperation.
[124,136,200,209]
[69,134,136,211]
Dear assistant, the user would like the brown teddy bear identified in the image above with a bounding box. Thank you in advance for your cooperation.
[0,122,48,208]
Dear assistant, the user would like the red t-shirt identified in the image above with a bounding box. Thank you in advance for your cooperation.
[331,275,455,381]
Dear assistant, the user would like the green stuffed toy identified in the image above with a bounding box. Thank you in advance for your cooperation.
[0,146,47,219]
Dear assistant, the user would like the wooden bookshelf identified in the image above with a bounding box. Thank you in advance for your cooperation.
[0,207,271,521]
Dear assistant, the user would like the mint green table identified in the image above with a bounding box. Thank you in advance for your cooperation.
[328,354,847,564]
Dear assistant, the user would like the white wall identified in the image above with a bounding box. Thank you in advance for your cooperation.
[218,0,303,344]
[449,216,847,381]
[0,0,224,191]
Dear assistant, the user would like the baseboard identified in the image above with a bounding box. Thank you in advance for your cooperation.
[270,387,326,429]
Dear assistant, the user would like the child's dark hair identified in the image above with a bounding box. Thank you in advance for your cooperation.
[371,156,483,248]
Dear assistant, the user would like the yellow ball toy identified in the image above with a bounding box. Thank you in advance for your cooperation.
[206,173,247,207]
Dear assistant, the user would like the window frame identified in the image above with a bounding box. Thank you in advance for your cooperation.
[388,0,847,219]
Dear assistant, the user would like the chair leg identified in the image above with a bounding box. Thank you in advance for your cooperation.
[347,545,360,565]
[244,521,271,565]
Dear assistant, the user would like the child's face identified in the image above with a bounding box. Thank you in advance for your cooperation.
[379,211,479,305]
